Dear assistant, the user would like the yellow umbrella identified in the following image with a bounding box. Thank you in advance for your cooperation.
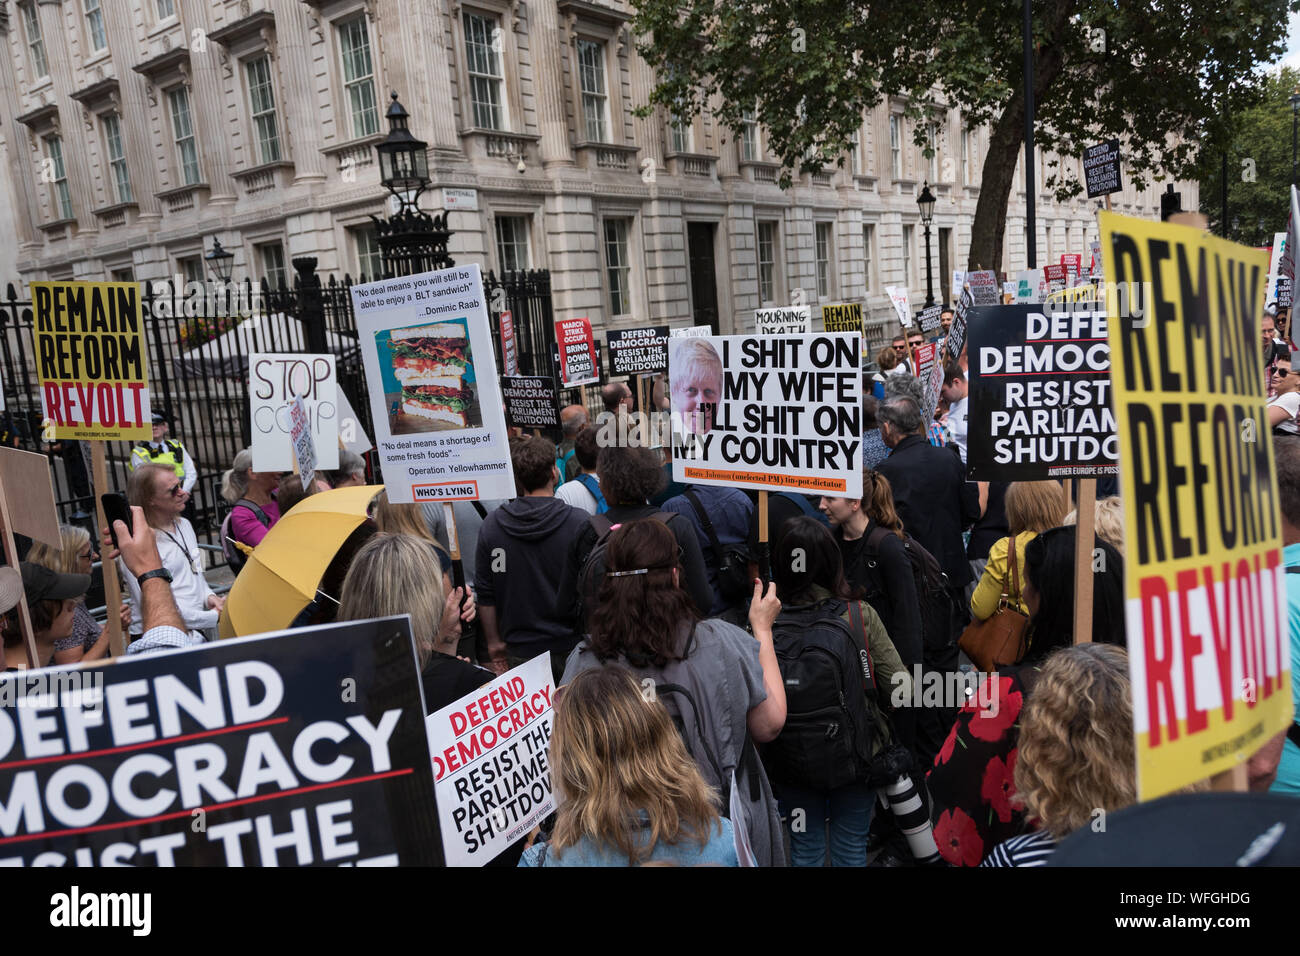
[218,484,382,639]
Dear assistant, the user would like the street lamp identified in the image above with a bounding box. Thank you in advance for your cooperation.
[370,91,453,277]
[204,238,234,283]
[1290,90,1300,187]
[917,181,937,308]
[375,92,430,210]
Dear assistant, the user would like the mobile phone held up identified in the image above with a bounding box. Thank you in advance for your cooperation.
[101,493,133,550]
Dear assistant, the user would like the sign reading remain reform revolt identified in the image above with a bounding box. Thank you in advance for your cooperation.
[34,281,151,441]
[1100,210,1292,800]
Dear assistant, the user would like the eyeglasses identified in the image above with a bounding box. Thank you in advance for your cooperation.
[892,344,908,351]
[907,340,924,348]
[165,483,183,497]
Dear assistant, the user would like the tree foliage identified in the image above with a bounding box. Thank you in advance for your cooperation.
[632,0,1297,272]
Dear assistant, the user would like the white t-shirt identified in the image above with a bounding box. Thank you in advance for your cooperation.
[555,472,601,515]
[947,395,969,463]
[1270,391,1300,434]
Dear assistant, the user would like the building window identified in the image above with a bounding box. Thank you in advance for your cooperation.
[84,0,107,53]
[353,226,383,279]
[168,87,201,186]
[669,113,693,154]
[464,12,505,131]
[815,222,834,299]
[156,0,175,19]
[111,267,135,282]
[740,109,758,162]
[863,223,876,293]
[902,224,914,288]
[927,122,940,182]
[44,136,73,220]
[603,218,631,315]
[246,56,282,165]
[178,255,204,285]
[577,40,610,144]
[257,241,287,288]
[21,4,47,79]
[102,113,133,204]
[495,216,531,273]
[889,115,902,180]
[338,16,379,139]
[757,220,778,303]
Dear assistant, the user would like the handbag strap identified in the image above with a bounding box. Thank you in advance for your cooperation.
[683,487,726,566]
[1007,537,1020,603]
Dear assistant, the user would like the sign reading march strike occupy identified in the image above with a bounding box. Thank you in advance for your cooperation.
[501,375,560,429]
[606,326,669,376]
[34,281,151,441]
[1101,210,1292,799]
[352,264,515,503]
[669,334,862,498]
[426,654,554,867]
[966,304,1117,481]
[754,307,811,335]
[0,617,442,866]
[249,353,339,473]
[555,317,599,387]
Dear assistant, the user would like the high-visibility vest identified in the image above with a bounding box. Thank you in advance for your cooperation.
[131,439,186,479]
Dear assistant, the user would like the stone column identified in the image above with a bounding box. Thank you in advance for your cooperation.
[188,5,237,204]
[529,0,573,168]
[279,3,325,183]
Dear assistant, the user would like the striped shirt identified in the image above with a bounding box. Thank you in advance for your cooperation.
[980,830,1057,867]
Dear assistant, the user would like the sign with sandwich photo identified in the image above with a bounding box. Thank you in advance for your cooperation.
[379,320,481,431]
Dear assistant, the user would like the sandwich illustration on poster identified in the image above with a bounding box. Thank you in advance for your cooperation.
[376,319,483,432]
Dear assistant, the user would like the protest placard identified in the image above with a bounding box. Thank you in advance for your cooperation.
[1013,270,1040,304]
[671,325,713,338]
[945,288,973,362]
[754,307,811,335]
[886,287,912,326]
[820,302,864,335]
[952,271,966,300]
[289,395,316,489]
[1042,263,1068,294]
[555,317,599,387]
[668,333,862,497]
[351,264,515,503]
[966,304,1117,481]
[336,386,374,456]
[965,270,1000,306]
[1083,139,1122,198]
[915,342,942,422]
[249,353,339,473]
[607,326,669,376]
[499,310,519,376]
[501,375,560,429]
[1090,239,1103,275]
[918,305,943,336]
[1101,210,1292,799]
[0,446,60,546]
[427,654,554,867]
[33,281,151,441]
[1060,254,1082,286]
[0,616,443,866]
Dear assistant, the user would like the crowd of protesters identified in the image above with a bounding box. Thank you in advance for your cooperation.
[0,310,1293,870]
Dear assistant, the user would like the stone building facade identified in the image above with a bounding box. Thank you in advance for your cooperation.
[0,0,1196,350]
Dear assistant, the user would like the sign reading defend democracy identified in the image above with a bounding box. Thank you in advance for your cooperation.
[966,304,1117,481]
[0,617,442,866]
[669,333,862,498]
[555,317,599,387]
[607,326,669,376]
[1100,210,1292,799]
[427,655,554,867]
[34,281,151,440]
[501,375,560,429]
[1083,139,1122,198]
[966,270,1000,306]
[754,307,811,335]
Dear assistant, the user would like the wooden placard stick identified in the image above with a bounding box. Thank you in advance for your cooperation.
[1072,478,1097,644]
[0,475,39,667]
[757,489,771,583]
[90,442,125,658]
[1209,763,1249,792]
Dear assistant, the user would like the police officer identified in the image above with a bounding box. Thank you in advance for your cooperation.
[130,411,196,494]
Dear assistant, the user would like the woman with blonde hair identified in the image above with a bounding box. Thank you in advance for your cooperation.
[969,479,1068,622]
[521,665,737,866]
[220,448,281,551]
[982,644,1136,866]
[27,524,129,664]
[1064,495,1125,557]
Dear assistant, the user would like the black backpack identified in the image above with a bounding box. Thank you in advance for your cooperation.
[682,488,753,605]
[862,526,956,656]
[576,511,679,625]
[763,598,877,791]
[221,499,271,573]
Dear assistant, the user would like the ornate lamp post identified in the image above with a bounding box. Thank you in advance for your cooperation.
[917,181,937,308]
[371,92,453,277]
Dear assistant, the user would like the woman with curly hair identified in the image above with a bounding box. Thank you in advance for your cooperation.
[982,644,1136,866]
[562,518,787,865]
[521,665,738,866]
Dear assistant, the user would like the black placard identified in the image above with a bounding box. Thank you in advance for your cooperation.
[606,326,669,376]
[1083,139,1122,199]
[501,375,560,429]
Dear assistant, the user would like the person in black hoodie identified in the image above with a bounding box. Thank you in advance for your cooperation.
[477,435,590,685]
[559,444,714,630]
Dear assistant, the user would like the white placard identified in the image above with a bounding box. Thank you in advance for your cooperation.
[671,325,714,338]
[249,352,339,473]
[753,306,812,335]
[885,286,912,326]
[289,394,316,490]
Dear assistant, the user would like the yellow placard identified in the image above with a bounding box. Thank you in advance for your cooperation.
[1100,211,1292,800]
[33,281,152,441]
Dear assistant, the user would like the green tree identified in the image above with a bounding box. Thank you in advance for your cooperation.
[1198,67,1299,246]
[633,0,1295,272]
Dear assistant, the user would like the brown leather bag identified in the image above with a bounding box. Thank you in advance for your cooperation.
[958,538,1030,672]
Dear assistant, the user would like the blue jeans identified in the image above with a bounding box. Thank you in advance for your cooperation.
[775,781,876,867]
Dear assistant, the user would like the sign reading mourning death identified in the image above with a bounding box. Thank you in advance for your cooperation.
[669,333,862,498]
[1101,211,1292,799]
[250,353,339,473]
[607,326,669,376]
[1083,139,1122,198]
[0,617,442,866]
[501,375,560,429]
[966,304,1117,481]
[351,264,515,503]
[427,654,555,867]
[555,317,599,387]
[34,281,151,441]
[754,307,811,335]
